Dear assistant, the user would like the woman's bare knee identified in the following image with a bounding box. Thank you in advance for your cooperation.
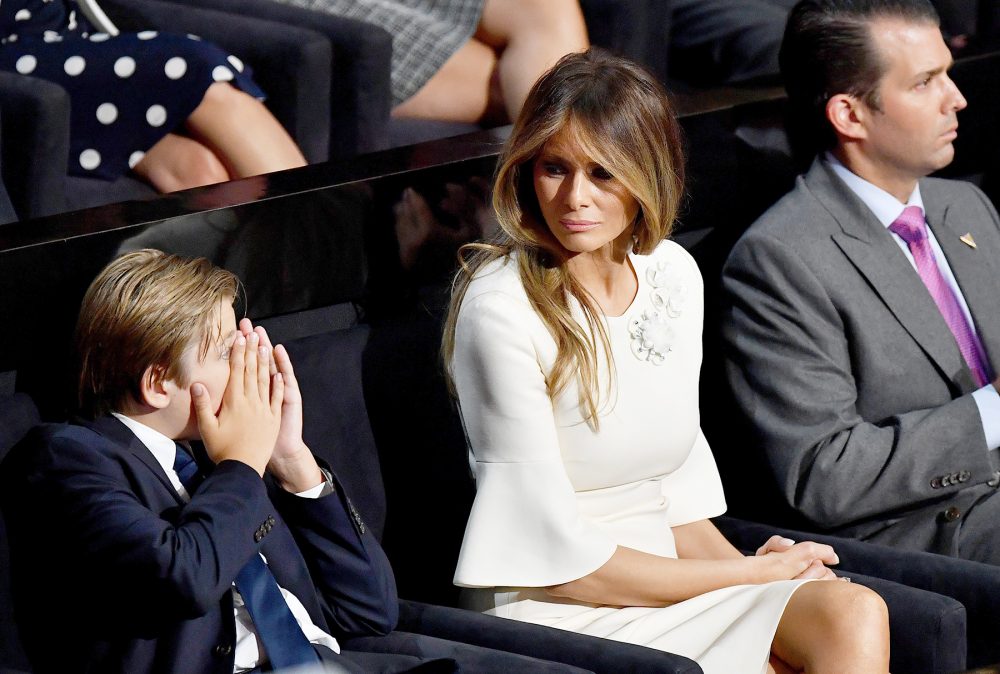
[774,581,889,673]
[134,133,229,192]
[393,39,498,122]
[184,82,305,177]
[189,82,266,128]
[478,0,587,48]
[197,81,245,108]
[171,142,230,188]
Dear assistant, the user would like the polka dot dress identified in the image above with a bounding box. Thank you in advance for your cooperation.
[0,0,265,180]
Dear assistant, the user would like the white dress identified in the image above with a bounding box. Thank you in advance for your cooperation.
[451,240,809,674]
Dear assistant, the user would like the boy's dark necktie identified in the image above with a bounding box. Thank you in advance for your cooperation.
[173,443,320,669]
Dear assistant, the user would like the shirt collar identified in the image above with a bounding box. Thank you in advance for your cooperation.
[110,412,180,478]
[825,152,925,228]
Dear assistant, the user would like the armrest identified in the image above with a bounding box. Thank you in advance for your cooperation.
[0,72,70,220]
[177,0,394,159]
[342,631,595,673]
[716,515,998,668]
[843,570,966,674]
[397,599,703,674]
[101,0,332,163]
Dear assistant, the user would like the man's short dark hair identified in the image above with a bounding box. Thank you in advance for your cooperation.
[780,0,940,158]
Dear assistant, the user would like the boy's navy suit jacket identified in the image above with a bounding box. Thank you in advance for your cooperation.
[0,414,398,674]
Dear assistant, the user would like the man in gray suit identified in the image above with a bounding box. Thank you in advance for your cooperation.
[722,0,1000,562]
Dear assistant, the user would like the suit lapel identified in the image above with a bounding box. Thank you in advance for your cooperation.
[80,415,186,506]
[80,419,328,625]
[925,191,1000,374]
[805,160,975,391]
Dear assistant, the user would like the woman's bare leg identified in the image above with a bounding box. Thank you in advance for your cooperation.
[184,82,306,178]
[767,656,797,674]
[392,38,499,123]
[132,132,230,193]
[771,581,890,673]
[476,0,589,119]
[393,0,588,123]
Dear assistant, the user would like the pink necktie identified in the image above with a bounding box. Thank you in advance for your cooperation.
[889,205,993,387]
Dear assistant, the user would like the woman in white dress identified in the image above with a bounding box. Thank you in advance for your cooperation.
[442,49,890,674]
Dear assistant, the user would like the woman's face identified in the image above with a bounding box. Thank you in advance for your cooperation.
[532,124,639,260]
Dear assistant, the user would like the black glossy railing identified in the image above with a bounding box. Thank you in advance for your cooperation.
[3,49,999,415]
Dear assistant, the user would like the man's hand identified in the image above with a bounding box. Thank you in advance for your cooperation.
[192,331,283,476]
[239,319,324,493]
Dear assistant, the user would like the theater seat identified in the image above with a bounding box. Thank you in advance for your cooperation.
[0,393,41,674]
[0,0,332,220]
[0,114,17,226]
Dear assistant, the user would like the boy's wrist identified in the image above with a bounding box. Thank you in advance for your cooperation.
[269,448,323,493]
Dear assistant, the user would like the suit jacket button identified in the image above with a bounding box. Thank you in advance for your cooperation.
[943,507,961,522]
[213,644,233,657]
[254,531,263,542]
[942,475,952,487]
[989,471,1000,488]
[959,470,970,483]
[930,477,942,489]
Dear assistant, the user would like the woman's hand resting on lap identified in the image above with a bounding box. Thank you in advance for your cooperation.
[754,535,844,581]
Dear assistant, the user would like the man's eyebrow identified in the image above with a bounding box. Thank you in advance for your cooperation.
[926,61,954,77]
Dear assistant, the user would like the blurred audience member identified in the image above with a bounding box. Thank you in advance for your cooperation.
[0,0,305,193]
[668,0,796,87]
[932,0,1000,51]
[269,0,588,125]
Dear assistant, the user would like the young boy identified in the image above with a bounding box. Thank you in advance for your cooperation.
[1,249,397,673]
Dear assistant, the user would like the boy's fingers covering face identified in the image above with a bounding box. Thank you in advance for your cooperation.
[271,372,284,415]
[227,334,247,399]
[244,332,259,395]
[254,326,278,376]
[191,382,217,433]
[273,344,296,385]
[257,345,271,401]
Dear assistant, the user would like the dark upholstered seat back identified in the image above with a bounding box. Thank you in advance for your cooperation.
[284,319,475,607]
[0,393,41,673]
[284,325,387,540]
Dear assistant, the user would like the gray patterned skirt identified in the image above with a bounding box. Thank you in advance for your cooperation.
[270,0,485,106]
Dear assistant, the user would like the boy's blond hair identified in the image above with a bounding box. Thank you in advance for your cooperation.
[76,249,239,417]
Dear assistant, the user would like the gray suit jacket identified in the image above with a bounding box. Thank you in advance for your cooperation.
[722,158,1000,552]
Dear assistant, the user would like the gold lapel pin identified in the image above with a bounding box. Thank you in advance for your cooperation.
[960,233,977,249]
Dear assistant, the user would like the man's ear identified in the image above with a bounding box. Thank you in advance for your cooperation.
[138,364,173,410]
[826,93,869,142]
